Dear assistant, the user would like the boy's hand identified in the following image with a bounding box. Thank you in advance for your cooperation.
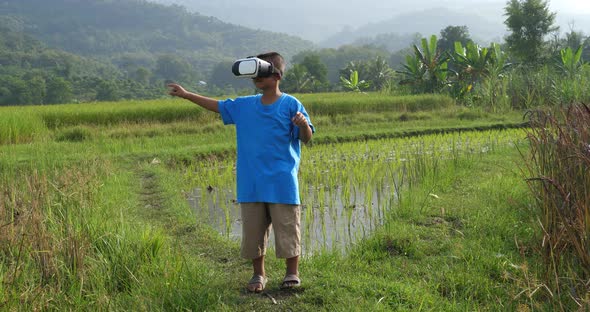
[168,83,188,98]
[293,111,313,143]
[292,112,308,127]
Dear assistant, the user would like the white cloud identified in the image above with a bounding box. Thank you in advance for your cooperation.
[550,0,590,15]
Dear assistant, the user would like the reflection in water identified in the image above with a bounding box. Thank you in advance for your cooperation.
[185,129,524,256]
[187,183,397,256]
[188,187,241,239]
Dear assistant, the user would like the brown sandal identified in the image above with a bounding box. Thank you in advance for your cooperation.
[247,275,267,293]
[280,274,301,289]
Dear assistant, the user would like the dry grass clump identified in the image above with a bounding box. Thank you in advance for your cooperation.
[523,103,590,307]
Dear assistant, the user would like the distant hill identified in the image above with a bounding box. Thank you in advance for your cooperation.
[320,7,506,49]
[148,0,510,43]
[0,23,119,76]
[0,0,317,104]
[0,24,130,105]
[0,0,315,68]
[149,0,378,42]
[150,0,590,46]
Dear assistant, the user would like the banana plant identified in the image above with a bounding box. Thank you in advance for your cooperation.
[283,64,313,93]
[398,54,426,90]
[453,41,490,83]
[558,46,585,77]
[451,41,490,97]
[340,70,370,92]
[450,41,511,98]
[368,56,394,90]
[398,35,450,93]
[488,43,511,75]
[340,57,393,91]
[453,42,511,81]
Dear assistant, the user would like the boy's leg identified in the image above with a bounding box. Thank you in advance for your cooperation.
[268,203,301,287]
[252,255,265,277]
[285,255,299,285]
[241,202,272,292]
[249,255,265,292]
[286,256,298,275]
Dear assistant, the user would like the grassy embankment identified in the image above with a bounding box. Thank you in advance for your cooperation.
[2,92,566,310]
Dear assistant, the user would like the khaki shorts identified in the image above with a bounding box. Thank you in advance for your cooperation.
[240,202,301,259]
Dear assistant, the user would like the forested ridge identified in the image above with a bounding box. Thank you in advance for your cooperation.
[1,0,588,107]
[0,0,313,57]
[0,0,315,105]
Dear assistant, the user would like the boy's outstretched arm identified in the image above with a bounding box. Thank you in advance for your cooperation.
[292,111,313,144]
[168,83,219,113]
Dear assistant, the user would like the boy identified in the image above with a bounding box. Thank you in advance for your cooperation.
[168,52,314,292]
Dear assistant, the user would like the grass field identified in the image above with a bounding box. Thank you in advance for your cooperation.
[0,93,581,310]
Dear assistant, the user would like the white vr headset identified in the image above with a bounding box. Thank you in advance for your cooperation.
[232,57,282,78]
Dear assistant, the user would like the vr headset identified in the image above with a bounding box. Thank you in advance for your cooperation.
[232,57,281,78]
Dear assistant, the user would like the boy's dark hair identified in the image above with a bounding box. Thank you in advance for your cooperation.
[256,52,285,78]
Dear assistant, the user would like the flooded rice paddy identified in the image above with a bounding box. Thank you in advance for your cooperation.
[185,129,525,255]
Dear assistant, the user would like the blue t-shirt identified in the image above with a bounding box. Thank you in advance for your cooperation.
[218,93,314,205]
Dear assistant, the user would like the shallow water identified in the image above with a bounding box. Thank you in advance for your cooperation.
[185,129,525,256]
[187,183,397,256]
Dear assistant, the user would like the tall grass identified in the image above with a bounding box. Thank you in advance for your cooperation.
[0,164,101,308]
[522,103,590,308]
[0,111,48,144]
[458,65,590,112]
[0,160,167,309]
[1,94,455,133]
[294,93,455,115]
[32,99,209,128]
[0,94,472,146]
[508,66,590,109]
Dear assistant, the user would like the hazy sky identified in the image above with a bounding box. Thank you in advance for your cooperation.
[154,0,590,22]
[152,0,590,43]
[550,0,590,14]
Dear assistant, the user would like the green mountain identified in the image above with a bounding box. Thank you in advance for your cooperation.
[0,0,315,105]
[0,0,314,59]
[0,25,119,76]
[0,24,129,105]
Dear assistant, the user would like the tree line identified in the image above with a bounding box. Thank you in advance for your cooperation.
[0,0,314,105]
[280,0,590,110]
[1,0,589,107]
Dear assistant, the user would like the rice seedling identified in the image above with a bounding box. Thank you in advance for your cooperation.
[184,128,526,255]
